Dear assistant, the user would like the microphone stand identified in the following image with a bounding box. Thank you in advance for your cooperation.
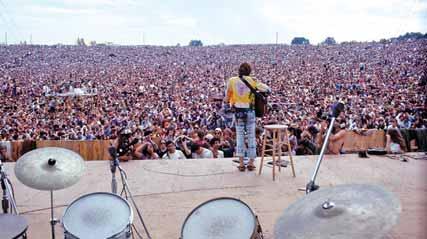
[305,102,344,194]
[109,147,151,239]
[110,156,119,194]
[0,160,18,214]
[305,117,336,194]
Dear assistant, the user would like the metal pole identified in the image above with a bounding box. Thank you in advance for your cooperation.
[5,32,7,45]
[5,178,18,214]
[50,190,56,239]
[306,117,336,193]
[111,159,117,194]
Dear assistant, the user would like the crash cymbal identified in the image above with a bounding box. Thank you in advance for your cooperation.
[275,184,401,239]
[15,147,85,191]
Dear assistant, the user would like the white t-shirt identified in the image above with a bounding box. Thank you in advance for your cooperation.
[162,150,187,160]
[192,148,214,159]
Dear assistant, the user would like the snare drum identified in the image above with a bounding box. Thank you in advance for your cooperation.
[63,192,133,239]
[181,197,263,239]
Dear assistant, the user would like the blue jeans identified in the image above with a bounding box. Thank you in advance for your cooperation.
[235,109,256,159]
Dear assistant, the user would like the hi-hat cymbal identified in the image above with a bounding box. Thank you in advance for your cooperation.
[15,147,85,191]
[275,184,401,239]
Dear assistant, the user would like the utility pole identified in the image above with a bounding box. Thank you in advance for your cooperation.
[276,32,278,45]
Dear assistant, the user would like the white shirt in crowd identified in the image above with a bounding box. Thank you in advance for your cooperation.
[192,148,214,159]
[162,150,187,160]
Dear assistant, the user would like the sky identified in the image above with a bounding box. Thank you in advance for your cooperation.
[0,0,426,45]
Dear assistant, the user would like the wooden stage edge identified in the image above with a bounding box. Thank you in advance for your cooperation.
[3,153,427,239]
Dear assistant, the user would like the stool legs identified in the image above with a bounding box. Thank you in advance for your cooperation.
[277,129,282,173]
[272,130,277,181]
[285,129,296,177]
[258,127,296,180]
[258,133,267,175]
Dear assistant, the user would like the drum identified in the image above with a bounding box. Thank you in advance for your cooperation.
[181,197,263,239]
[0,214,28,239]
[63,192,133,239]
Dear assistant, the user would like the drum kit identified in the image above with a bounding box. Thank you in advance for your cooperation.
[1,146,402,239]
[0,147,149,239]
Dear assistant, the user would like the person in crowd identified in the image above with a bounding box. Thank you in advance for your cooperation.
[111,128,137,162]
[210,137,225,158]
[162,140,187,160]
[316,119,347,155]
[224,63,270,171]
[157,140,168,158]
[135,142,159,160]
[0,40,425,156]
[191,143,214,159]
[386,128,407,154]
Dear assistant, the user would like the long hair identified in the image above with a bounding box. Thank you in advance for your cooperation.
[238,63,251,77]
[387,128,407,152]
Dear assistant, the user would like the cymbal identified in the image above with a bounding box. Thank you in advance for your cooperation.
[275,184,401,239]
[15,147,85,191]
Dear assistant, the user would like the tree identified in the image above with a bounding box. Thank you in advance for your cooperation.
[76,37,86,46]
[322,37,336,45]
[90,40,97,46]
[291,37,310,45]
[189,40,203,46]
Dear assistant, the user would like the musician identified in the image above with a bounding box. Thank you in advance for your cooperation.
[224,63,270,171]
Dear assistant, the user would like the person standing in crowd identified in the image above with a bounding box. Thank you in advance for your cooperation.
[224,63,270,171]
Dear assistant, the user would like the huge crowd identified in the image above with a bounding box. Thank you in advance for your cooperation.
[0,39,426,158]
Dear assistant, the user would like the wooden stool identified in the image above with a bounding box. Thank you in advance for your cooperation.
[258,124,296,181]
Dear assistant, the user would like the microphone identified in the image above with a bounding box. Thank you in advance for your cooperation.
[332,102,345,118]
[108,146,119,194]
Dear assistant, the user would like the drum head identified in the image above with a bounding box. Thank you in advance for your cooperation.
[181,197,256,239]
[0,214,28,239]
[63,192,133,239]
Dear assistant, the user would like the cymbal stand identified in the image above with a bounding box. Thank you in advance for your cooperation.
[49,190,59,239]
[117,164,151,239]
[0,160,19,214]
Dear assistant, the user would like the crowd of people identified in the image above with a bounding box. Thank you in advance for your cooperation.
[0,39,426,158]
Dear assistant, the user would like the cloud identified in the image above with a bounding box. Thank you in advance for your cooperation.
[161,16,197,28]
[30,6,99,15]
[260,0,427,43]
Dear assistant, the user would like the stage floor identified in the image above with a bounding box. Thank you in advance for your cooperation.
[3,153,427,239]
